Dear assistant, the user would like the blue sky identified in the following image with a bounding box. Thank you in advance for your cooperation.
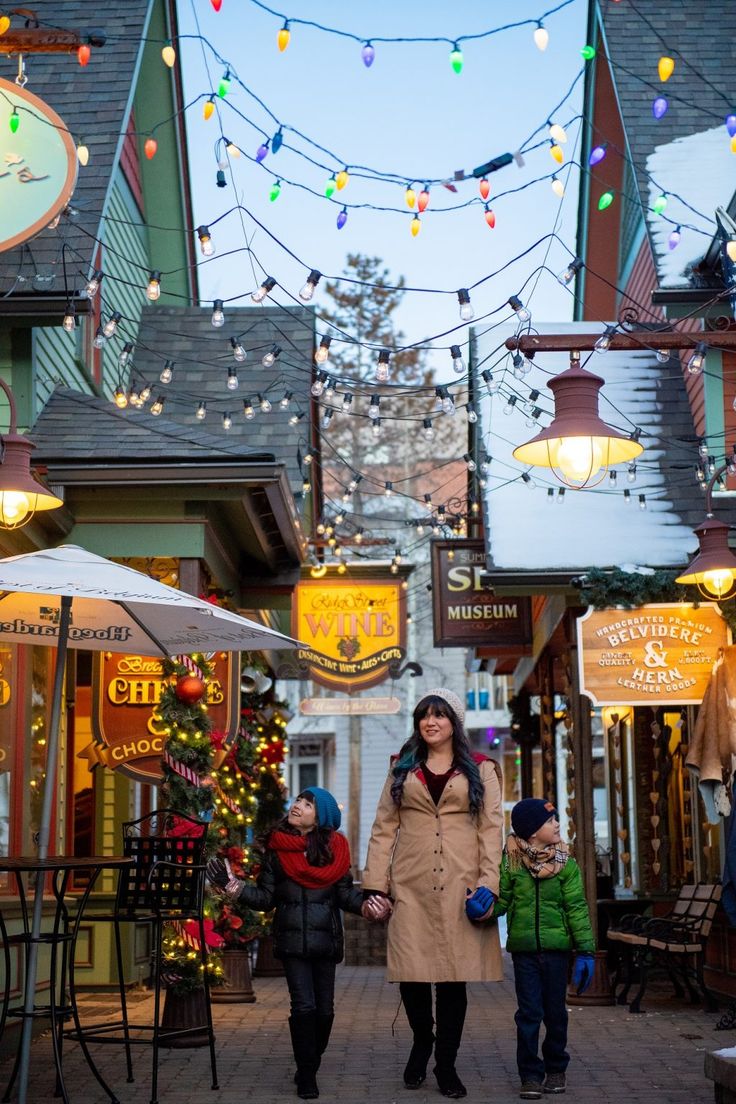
[176,0,588,373]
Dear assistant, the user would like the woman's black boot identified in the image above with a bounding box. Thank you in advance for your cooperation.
[433,983,468,1099]
[400,982,435,1089]
[288,1013,319,1099]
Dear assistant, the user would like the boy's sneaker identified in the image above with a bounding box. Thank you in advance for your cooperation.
[544,1072,566,1094]
[520,1083,544,1100]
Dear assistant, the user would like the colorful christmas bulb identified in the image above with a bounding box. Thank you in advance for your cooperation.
[549,143,564,164]
[657,56,674,82]
[652,97,668,119]
[162,41,176,67]
[9,108,18,133]
[78,43,91,66]
[418,187,430,212]
[549,122,567,144]
[668,226,681,250]
[450,42,463,74]
[727,114,736,137]
[269,180,281,201]
[211,0,222,10]
[0,16,10,34]
[336,207,348,230]
[256,141,269,162]
[144,137,157,159]
[277,22,290,52]
[484,205,496,228]
[479,177,490,200]
[551,176,565,198]
[731,135,736,154]
[77,141,89,166]
[272,128,283,154]
[598,189,614,211]
[581,44,595,60]
[405,185,416,209]
[653,193,667,215]
[203,97,215,121]
[410,215,421,237]
[589,144,606,166]
[362,41,375,67]
[336,168,349,190]
[325,175,337,198]
[218,69,231,98]
[534,23,548,50]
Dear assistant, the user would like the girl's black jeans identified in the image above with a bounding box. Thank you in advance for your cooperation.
[283,956,336,1015]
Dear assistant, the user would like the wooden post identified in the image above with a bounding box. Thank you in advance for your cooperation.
[348,714,361,876]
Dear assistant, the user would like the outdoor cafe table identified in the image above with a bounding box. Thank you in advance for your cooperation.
[0,854,133,1104]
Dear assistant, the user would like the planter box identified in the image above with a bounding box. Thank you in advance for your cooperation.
[211,948,256,1003]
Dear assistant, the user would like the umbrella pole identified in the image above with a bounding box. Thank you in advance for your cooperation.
[17,595,72,1104]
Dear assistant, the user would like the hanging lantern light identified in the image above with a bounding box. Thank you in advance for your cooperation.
[676,518,736,600]
[512,354,643,488]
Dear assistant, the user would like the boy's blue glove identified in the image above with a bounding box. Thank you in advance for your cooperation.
[572,953,595,995]
[465,886,495,921]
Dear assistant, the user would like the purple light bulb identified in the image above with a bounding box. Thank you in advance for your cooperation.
[256,142,269,163]
[726,113,736,138]
[652,97,668,119]
[668,227,681,250]
[336,208,348,230]
[361,41,375,67]
[588,144,606,166]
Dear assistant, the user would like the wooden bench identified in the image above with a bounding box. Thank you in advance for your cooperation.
[607,883,722,1014]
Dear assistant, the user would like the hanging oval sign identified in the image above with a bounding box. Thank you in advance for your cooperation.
[0,77,78,252]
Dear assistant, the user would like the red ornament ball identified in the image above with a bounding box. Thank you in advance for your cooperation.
[175,674,206,703]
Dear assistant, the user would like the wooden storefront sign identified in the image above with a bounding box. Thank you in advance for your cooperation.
[430,539,532,651]
[577,604,730,705]
[299,696,402,716]
[84,651,240,784]
[292,578,406,693]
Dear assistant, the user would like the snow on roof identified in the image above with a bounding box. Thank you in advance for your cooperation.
[646,126,733,288]
[478,322,702,573]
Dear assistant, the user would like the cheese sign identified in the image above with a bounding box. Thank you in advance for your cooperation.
[577,603,729,705]
[0,78,78,252]
[292,578,406,692]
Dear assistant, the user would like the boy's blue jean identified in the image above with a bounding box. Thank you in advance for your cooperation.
[512,951,570,1084]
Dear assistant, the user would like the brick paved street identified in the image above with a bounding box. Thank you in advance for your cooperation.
[1,964,727,1104]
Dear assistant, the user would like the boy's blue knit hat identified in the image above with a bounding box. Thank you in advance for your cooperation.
[511,798,558,841]
[301,787,341,830]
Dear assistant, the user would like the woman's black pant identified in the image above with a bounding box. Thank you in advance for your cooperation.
[400,981,468,1067]
[283,956,336,1015]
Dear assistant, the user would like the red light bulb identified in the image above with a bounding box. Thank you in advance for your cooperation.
[77,44,90,66]
[484,205,496,229]
[418,188,430,213]
[479,177,490,201]
[144,137,158,160]
[211,0,222,9]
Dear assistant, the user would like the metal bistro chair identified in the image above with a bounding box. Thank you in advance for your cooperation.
[65,810,218,1104]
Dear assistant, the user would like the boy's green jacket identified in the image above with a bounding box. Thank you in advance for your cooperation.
[494,850,595,954]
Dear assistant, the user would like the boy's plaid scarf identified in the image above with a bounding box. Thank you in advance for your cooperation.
[506,833,569,879]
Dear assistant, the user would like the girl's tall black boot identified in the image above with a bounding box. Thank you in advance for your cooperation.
[288,1013,319,1099]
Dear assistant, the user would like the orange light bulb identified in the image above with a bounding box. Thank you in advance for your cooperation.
[417,188,430,212]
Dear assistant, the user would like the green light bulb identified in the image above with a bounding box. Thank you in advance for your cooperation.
[598,190,614,211]
[450,43,463,74]
[269,180,281,202]
[218,70,231,98]
[653,193,667,215]
[325,176,336,199]
[581,44,595,60]
[9,108,18,134]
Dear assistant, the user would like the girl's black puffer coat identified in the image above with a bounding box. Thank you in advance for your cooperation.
[235,852,364,961]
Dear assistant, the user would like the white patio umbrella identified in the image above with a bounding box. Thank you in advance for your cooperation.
[0,544,299,1102]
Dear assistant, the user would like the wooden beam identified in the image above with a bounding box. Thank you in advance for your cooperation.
[0,27,106,54]
[505,331,736,354]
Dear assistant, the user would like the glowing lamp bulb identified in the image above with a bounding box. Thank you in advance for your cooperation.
[658,56,675,82]
[269,180,281,201]
[589,144,606,166]
[702,569,736,598]
[405,185,416,209]
[77,142,89,166]
[479,177,490,200]
[144,137,157,160]
[146,271,161,301]
[336,207,348,230]
[362,42,375,67]
[196,402,206,421]
[299,270,321,301]
[62,303,75,332]
[598,190,614,211]
[533,23,549,50]
[727,240,736,263]
[113,387,128,409]
[78,44,91,66]
[9,108,18,134]
[551,177,565,198]
[277,23,290,52]
[653,97,668,119]
[556,437,604,482]
[197,226,214,255]
[549,143,564,164]
[162,42,176,67]
[410,215,421,237]
[203,98,215,121]
[418,188,430,212]
[449,43,463,74]
[211,299,225,327]
[336,169,349,190]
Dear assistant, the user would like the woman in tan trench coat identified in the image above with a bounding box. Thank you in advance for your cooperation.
[363,687,504,1099]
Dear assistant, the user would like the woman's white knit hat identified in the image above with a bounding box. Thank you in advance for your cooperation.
[416,687,466,726]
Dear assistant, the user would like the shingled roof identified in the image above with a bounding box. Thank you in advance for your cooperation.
[0,0,151,295]
[32,304,316,491]
[598,0,736,287]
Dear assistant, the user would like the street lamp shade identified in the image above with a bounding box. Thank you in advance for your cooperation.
[675,517,736,600]
[512,362,643,487]
[0,435,63,529]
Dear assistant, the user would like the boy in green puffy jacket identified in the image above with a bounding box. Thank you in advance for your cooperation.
[494,799,595,1100]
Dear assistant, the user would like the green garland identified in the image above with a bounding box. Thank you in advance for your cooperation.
[573,567,736,635]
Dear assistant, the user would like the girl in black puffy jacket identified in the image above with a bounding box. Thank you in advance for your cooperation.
[207,787,387,1100]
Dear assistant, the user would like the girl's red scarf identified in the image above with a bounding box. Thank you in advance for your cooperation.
[269,829,351,889]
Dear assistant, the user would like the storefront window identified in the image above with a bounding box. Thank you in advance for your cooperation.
[28,647,53,853]
[0,646,14,865]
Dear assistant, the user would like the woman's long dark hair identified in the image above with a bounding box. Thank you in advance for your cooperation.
[262,790,335,866]
[390,696,485,818]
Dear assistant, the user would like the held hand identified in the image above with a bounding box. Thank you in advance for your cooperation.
[572,953,595,995]
[465,886,495,922]
[206,857,231,889]
[361,895,392,922]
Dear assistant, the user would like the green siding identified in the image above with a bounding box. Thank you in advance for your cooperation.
[33,326,91,418]
[101,173,149,397]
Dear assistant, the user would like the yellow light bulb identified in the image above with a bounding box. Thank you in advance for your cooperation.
[77,143,89,166]
[555,437,604,482]
[549,144,564,164]
[0,491,30,526]
[727,241,736,263]
[277,25,291,51]
[657,56,675,82]
[336,169,349,190]
[162,43,176,67]
[410,215,421,237]
[701,568,735,598]
[405,186,416,209]
[203,99,215,121]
